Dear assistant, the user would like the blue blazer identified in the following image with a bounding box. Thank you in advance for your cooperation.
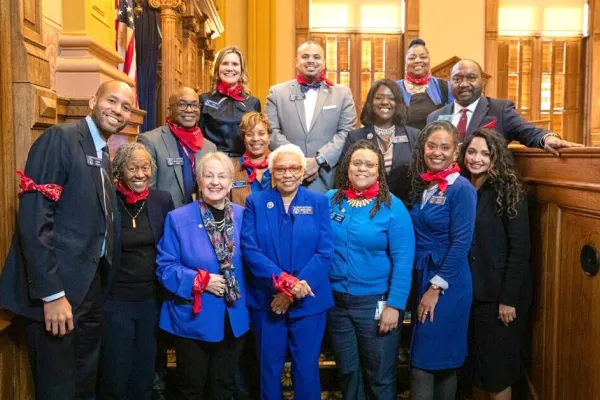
[241,186,334,318]
[0,119,121,321]
[156,201,249,342]
[427,96,548,148]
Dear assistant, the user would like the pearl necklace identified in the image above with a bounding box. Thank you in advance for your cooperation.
[374,125,395,137]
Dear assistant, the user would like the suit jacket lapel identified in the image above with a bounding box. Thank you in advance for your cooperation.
[467,97,489,138]
[476,185,491,221]
[160,126,185,199]
[290,187,306,259]
[308,85,331,132]
[78,119,105,213]
[266,189,282,267]
[391,125,410,170]
[291,82,308,134]
[146,191,162,246]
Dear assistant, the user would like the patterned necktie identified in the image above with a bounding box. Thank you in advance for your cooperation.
[101,147,114,265]
[456,108,469,142]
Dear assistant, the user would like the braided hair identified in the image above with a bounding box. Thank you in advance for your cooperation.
[408,120,460,205]
[458,128,525,218]
[332,140,391,218]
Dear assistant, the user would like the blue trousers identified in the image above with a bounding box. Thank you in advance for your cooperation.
[98,298,159,400]
[251,310,326,400]
[328,293,402,400]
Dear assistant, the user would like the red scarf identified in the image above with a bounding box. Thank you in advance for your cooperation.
[405,71,431,86]
[116,180,149,204]
[166,117,204,153]
[342,181,380,200]
[16,170,63,202]
[216,81,245,101]
[192,269,211,314]
[241,152,269,183]
[296,67,334,87]
[420,163,461,193]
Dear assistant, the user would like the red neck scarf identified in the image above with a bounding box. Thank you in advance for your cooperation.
[296,67,334,87]
[216,81,245,101]
[241,152,269,183]
[166,117,204,153]
[116,181,149,204]
[405,71,431,86]
[420,163,461,193]
[342,181,380,200]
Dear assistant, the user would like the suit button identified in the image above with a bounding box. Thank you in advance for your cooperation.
[472,256,476,261]
[94,257,100,263]
[472,240,475,245]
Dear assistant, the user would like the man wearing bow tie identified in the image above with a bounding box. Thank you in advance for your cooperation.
[266,41,357,192]
[427,59,582,154]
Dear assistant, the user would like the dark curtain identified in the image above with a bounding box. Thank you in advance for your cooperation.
[135,0,160,132]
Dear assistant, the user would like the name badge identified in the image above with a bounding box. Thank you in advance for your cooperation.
[232,180,247,189]
[204,99,221,109]
[86,155,102,168]
[330,212,345,223]
[292,206,313,215]
[392,135,409,144]
[166,157,184,166]
[436,114,453,122]
[429,195,447,206]
[289,93,306,101]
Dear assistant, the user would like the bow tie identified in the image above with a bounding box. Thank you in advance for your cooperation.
[300,82,322,94]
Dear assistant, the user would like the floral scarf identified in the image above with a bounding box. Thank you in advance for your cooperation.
[198,199,241,305]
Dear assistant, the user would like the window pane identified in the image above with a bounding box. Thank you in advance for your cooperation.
[326,37,337,71]
[553,74,564,109]
[326,71,337,84]
[339,71,350,87]
[339,37,349,71]
[541,75,552,110]
[361,73,371,104]
[542,41,553,74]
[361,40,372,70]
[374,72,385,82]
[373,37,385,72]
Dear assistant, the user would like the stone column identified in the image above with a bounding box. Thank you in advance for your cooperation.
[149,0,184,121]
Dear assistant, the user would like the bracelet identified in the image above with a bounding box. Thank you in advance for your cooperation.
[541,132,561,147]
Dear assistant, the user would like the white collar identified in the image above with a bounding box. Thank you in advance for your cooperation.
[453,98,480,116]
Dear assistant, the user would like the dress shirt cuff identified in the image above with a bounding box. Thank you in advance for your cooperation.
[42,291,66,302]
[430,275,449,291]
[540,132,561,148]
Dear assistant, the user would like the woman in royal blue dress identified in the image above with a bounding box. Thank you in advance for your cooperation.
[408,120,477,400]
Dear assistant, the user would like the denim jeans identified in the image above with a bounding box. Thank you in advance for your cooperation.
[328,292,402,400]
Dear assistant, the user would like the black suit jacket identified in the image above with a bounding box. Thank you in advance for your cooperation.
[144,189,174,246]
[470,184,532,307]
[0,118,121,321]
[426,96,548,148]
[342,124,420,202]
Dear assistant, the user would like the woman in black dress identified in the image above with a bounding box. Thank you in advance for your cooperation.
[199,46,261,158]
[396,38,453,130]
[459,128,532,400]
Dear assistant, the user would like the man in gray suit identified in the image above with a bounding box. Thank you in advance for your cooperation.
[266,41,357,192]
[139,86,216,208]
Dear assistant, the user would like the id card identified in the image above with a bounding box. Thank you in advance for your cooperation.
[429,195,447,206]
[232,180,247,189]
[392,135,409,143]
[292,206,313,215]
[204,99,221,109]
[436,114,453,122]
[330,212,345,223]
[166,157,184,166]
[86,155,102,168]
[374,300,387,320]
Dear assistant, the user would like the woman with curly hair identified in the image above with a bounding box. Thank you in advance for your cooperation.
[408,120,476,400]
[459,129,532,400]
[327,140,415,399]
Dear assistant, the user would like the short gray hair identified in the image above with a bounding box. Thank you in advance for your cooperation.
[195,152,235,183]
[268,144,307,171]
[112,142,156,179]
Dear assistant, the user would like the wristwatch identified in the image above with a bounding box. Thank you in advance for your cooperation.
[315,154,328,168]
[541,132,561,147]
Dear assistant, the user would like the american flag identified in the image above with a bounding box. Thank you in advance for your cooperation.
[115,0,137,93]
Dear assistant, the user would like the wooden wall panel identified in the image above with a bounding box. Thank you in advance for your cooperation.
[513,147,600,400]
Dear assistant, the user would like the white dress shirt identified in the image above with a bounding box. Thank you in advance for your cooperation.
[451,98,480,130]
[304,87,319,129]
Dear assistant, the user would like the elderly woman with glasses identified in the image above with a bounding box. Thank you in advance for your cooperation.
[98,142,174,400]
[241,143,334,400]
[155,152,249,399]
[200,46,261,158]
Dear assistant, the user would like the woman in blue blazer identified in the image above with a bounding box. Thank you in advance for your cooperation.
[241,143,334,400]
[408,121,477,400]
[156,152,249,400]
[98,142,174,400]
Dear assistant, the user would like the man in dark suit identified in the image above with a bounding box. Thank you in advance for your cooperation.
[427,59,582,154]
[0,80,135,399]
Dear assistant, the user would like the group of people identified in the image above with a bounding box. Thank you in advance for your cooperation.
[0,37,582,400]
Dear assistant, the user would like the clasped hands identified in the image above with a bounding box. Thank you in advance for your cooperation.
[271,279,313,315]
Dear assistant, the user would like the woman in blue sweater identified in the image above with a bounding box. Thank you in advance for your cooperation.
[327,140,415,400]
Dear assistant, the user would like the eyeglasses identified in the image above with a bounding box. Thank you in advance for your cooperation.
[273,165,303,176]
[171,101,200,111]
[350,160,378,169]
